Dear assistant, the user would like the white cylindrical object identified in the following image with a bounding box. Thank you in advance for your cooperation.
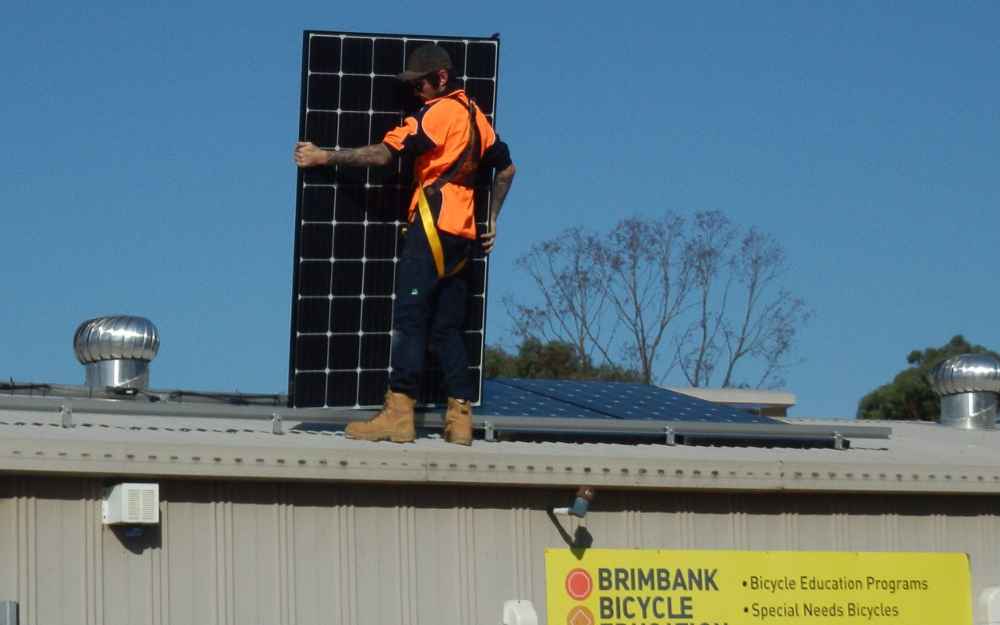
[978,586,1000,625]
[502,600,538,625]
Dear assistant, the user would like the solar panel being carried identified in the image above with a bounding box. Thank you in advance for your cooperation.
[289,31,499,409]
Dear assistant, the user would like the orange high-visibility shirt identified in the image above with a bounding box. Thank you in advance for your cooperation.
[382,89,498,240]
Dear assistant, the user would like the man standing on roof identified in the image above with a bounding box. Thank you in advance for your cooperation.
[294,43,516,445]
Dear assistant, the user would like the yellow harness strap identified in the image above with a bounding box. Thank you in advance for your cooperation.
[417,187,467,278]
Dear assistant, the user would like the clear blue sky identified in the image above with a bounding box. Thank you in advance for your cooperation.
[3,1,998,417]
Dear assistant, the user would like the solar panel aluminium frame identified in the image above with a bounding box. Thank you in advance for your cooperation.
[287,30,500,409]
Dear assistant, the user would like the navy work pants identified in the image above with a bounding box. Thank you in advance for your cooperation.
[388,216,474,401]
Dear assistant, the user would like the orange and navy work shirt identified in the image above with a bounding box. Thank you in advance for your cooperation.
[382,89,511,240]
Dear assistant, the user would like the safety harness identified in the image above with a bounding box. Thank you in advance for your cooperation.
[416,96,480,278]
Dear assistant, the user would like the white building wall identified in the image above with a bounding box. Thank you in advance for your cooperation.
[1,476,998,625]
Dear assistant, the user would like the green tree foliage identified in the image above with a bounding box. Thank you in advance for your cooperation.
[485,338,642,382]
[857,335,1000,421]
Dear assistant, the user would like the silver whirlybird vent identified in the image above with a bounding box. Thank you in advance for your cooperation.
[928,354,1000,430]
[73,316,160,390]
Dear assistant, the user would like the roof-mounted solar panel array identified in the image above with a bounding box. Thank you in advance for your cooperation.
[289,31,499,408]
[484,379,777,423]
[476,380,878,448]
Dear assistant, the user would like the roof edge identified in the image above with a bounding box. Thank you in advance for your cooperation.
[2,437,997,495]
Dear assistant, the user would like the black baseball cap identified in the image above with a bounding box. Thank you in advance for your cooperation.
[396,44,453,81]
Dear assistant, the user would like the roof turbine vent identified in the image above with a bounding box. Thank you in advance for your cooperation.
[928,354,1000,430]
[73,316,160,391]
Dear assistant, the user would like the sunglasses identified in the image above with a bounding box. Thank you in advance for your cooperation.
[407,72,438,91]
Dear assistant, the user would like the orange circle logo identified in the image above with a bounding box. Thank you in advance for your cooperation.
[567,606,594,625]
[565,568,592,600]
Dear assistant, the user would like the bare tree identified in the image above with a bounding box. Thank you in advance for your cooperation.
[676,214,811,389]
[590,215,691,384]
[720,228,811,388]
[506,211,810,389]
[676,211,736,387]
[503,227,617,366]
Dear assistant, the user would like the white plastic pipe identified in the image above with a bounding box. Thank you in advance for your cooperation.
[979,586,1000,625]
[502,600,538,625]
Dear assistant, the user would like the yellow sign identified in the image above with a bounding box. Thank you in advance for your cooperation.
[545,549,971,625]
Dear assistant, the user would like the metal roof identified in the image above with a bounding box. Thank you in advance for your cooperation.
[1,390,998,494]
[0,380,887,445]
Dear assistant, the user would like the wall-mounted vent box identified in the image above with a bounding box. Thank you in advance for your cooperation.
[101,483,159,524]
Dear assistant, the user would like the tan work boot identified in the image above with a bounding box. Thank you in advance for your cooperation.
[443,397,473,445]
[345,390,416,442]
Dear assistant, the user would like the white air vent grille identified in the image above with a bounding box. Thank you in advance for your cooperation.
[102,483,159,524]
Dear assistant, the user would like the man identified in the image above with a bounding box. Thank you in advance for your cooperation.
[294,43,516,445]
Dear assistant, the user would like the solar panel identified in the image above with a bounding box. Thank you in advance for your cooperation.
[482,379,779,424]
[478,380,614,419]
[289,31,499,408]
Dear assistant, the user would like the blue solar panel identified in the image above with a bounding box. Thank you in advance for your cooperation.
[480,379,778,424]
[478,379,611,419]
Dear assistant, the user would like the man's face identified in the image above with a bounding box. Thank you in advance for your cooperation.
[409,69,448,101]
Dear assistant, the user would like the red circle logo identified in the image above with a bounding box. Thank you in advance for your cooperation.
[565,568,592,600]
[567,606,594,625]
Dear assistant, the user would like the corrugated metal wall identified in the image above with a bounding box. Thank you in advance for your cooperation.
[1,476,998,624]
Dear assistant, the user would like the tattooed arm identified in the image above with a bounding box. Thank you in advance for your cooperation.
[294,142,394,168]
[480,163,516,255]
[489,163,516,224]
